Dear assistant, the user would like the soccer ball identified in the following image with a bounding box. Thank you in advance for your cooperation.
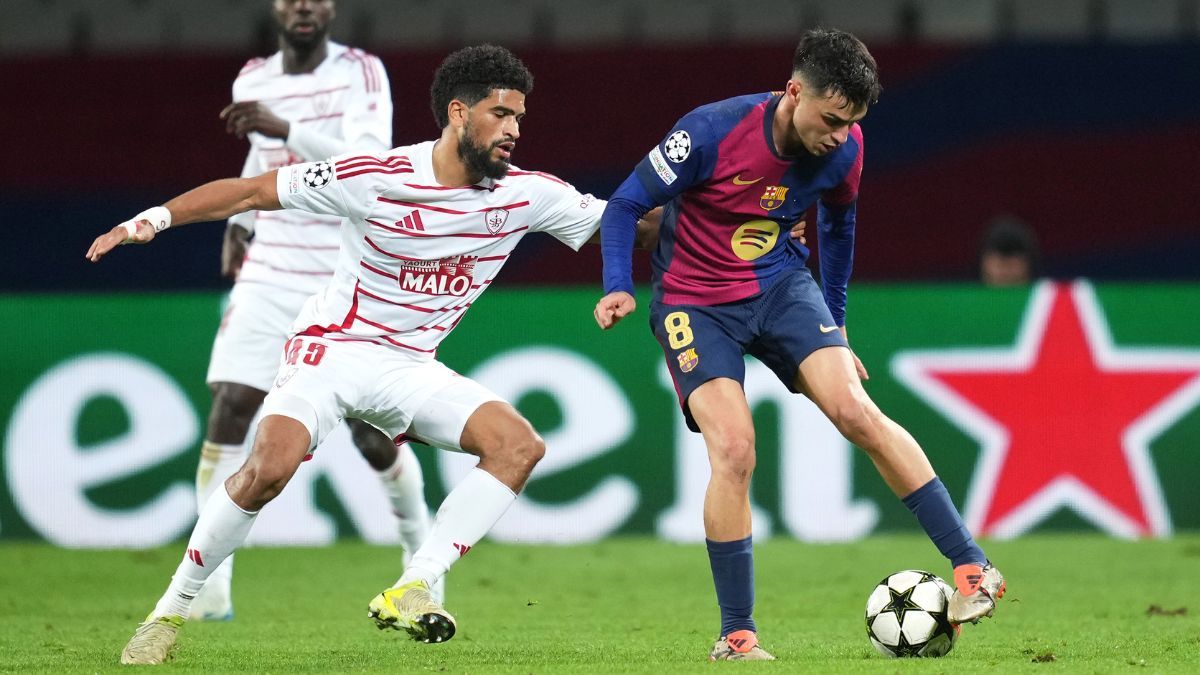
[864,570,959,658]
[663,130,691,162]
[303,161,333,189]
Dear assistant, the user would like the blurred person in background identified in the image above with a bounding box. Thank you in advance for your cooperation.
[979,216,1040,286]
[192,0,439,621]
[594,28,1005,661]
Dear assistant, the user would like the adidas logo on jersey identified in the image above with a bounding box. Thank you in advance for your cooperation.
[395,210,425,232]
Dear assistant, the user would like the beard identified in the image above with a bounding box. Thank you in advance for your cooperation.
[457,123,511,180]
[280,24,328,51]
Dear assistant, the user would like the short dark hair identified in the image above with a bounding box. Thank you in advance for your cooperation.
[980,216,1041,268]
[792,28,881,110]
[430,44,534,129]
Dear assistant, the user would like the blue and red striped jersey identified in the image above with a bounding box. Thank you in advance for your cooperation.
[601,92,862,324]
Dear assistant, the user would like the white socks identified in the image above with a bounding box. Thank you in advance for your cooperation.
[196,441,245,507]
[397,468,516,589]
[194,441,244,597]
[378,442,432,556]
[153,484,258,619]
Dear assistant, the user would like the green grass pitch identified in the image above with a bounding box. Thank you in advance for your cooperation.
[1,535,1197,673]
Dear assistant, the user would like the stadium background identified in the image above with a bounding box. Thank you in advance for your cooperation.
[2,0,1199,548]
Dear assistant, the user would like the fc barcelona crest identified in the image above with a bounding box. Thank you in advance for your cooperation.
[484,208,509,234]
[677,347,699,373]
[759,185,789,211]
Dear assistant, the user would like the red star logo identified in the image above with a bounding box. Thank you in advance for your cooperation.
[894,282,1200,538]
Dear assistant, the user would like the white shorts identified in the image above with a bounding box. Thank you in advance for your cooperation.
[259,335,503,453]
[206,282,311,391]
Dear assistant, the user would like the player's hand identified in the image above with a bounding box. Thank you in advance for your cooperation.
[634,207,663,250]
[789,218,807,245]
[840,325,870,380]
[221,223,251,280]
[85,219,156,262]
[594,291,636,330]
[220,101,289,140]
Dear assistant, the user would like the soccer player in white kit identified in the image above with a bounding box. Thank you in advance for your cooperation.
[90,45,651,665]
[192,0,439,621]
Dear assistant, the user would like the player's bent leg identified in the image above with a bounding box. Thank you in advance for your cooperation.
[119,416,309,665]
[226,414,313,511]
[458,400,545,493]
[795,347,1005,623]
[688,380,772,658]
[349,420,441,602]
[795,346,933,496]
[377,397,537,643]
[192,382,268,622]
[688,378,756,540]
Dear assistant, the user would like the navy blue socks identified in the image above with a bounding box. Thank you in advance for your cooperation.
[706,536,757,637]
[902,477,986,568]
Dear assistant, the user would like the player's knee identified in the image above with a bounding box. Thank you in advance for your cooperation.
[510,432,546,475]
[229,441,303,509]
[829,394,883,445]
[710,432,757,478]
[489,429,545,476]
[226,462,282,509]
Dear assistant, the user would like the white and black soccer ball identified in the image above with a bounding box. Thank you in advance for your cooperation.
[865,570,959,658]
[663,130,691,162]
[303,161,333,189]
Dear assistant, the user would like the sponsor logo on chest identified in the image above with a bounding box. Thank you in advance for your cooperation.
[398,255,477,297]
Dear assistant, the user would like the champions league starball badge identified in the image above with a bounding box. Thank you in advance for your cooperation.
[664,130,691,162]
[303,161,333,190]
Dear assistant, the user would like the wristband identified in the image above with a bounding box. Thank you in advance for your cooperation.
[120,206,172,241]
[136,206,173,232]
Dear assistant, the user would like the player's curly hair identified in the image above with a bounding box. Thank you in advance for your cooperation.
[792,28,881,109]
[430,44,534,129]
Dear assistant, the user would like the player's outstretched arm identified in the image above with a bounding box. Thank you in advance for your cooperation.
[86,171,281,262]
[594,291,636,330]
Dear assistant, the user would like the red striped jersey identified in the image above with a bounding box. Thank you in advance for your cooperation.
[276,141,603,356]
[232,42,392,294]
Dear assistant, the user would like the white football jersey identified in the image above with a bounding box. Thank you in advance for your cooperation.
[232,42,392,294]
[276,141,603,356]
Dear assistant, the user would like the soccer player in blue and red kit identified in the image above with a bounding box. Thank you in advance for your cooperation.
[594,29,1005,661]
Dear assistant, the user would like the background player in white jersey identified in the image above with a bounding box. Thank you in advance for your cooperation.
[90,45,666,665]
[192,0,438,621]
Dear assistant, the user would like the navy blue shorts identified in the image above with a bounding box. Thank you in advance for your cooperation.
[650,267,848,432]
